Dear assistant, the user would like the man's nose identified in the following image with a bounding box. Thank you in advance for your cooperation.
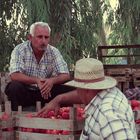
[42,37,47,43]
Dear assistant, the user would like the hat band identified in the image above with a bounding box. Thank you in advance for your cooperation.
[74,77,105,83]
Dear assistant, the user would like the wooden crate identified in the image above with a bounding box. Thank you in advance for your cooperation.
[15,107,84,140]
[1,102,84,140]
[105,68,131,92]
[0,101,85,140]
[132,69,140,87]
[98,45,140,66]
[97,45,140,91]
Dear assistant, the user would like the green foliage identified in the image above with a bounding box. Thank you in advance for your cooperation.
[1,0,140,71]
[21,0,50,25]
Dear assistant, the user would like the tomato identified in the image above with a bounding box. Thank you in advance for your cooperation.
[1,113,10,120]
[130,100,140,108]
[47,111,55,118]
[62,112,69,119]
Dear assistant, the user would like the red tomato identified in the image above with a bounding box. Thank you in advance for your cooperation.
[1,113,10,120]
[131,100,140,108]
[47,111,55,118]
[135,119,140,124]
[62,112,69,119]
[62,107,70,113]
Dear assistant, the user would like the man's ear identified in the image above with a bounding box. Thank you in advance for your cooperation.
[27,34,32,40]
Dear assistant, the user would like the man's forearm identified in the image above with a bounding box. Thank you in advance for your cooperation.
[10,72,38,84]
[50,73,70,85]
[10,72,70,85]
[57,90,82,106]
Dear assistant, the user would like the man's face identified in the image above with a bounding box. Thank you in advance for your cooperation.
[29,26,50,52]
[77,88,100,105]
[77,88,94,105]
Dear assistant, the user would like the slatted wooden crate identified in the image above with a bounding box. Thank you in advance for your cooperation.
[97,45,140,91]
[105,68,131,92]
[15,110,84,140]
[0,101,85,140]
[132,69,140,87]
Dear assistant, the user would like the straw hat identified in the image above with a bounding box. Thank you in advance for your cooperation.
[65,58,117,89]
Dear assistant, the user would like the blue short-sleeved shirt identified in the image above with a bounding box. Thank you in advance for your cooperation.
[9,41,69,78]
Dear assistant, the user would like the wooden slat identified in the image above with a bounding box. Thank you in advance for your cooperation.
[104,68,131,92]
[1,118,15,128]
[98,45,140,49]
[105,68,131,75]
[16,116,84,131]
[2,131,14,140]
[16,131,79,140]
[132,69,140,87]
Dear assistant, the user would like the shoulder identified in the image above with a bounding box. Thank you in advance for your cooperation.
[47,44,60,52]
[13,41,30,52]
[98,87,131,117]
[46,44,62,57]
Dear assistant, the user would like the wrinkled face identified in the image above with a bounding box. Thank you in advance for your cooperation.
[77,88,95,105]
[77,88,101,105]
[28,25,50,52]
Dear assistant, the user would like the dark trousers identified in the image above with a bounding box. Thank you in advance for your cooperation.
[5,81,75,111]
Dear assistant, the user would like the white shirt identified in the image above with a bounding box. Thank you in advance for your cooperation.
[80,87,137,140]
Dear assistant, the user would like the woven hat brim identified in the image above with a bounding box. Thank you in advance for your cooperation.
[65,76,117,90]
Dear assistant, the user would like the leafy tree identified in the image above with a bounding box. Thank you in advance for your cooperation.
[1,0,140,71]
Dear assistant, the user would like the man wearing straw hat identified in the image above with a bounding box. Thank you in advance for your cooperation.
[38,58,137,140]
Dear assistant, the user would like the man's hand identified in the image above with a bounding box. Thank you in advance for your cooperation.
[37,96,61,117]
[37,78,54,99]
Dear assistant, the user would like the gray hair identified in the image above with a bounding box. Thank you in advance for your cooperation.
[29,22,51,36]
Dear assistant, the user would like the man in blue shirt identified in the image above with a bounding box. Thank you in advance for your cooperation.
[5,22,74,111]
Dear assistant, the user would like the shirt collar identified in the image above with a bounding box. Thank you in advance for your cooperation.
[84,88,112,114]
[27,41,33,53]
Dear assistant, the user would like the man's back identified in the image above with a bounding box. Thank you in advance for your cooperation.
[80,87,137,140]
